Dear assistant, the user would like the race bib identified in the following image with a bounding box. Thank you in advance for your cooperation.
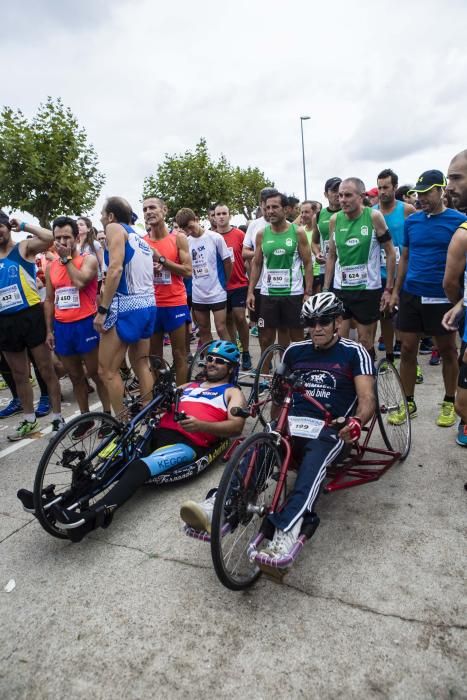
[0,284,22,312]
[154,269,172,285]
[380,247,401,266]
[421,296,450,304]
[322,240,330,256]
[55,286,80,309]
[341,264,368,287]
[227,247,235,262]
[267,269,290,288]
[288,416,325,439]
[193,264,209,279]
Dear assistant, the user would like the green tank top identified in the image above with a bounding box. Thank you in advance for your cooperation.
[334,207,381,290]
[317,208,334,255]
[261,224,303,296]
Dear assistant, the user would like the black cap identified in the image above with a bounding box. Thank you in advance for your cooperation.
[409,170,446,193]
[324,177,342,192]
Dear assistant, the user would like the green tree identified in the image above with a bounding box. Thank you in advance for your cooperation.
[0,97,105,227]
[230,166,274,219]
[143,138,274,220]
[143,138,232,220]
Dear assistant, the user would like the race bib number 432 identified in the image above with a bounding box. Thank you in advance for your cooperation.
[0,284,23,312]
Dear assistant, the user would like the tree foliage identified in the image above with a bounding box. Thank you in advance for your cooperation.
[143,138,274,220]
[0,97,105,226]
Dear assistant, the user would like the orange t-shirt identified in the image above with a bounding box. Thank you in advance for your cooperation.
[49,256,98,322]
[144,233,188,307]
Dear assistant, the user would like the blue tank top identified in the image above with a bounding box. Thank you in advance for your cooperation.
[374,200,405,280]
[0,244,40,315]
[103,223,154,297]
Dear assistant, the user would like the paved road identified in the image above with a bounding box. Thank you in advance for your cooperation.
[1,338,466,699]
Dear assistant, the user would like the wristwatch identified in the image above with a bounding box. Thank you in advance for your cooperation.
[60,256,72,265]
[158,255,167,266]
[97,305,109,315]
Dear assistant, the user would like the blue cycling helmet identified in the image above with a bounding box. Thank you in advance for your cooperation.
[207,340,240,365]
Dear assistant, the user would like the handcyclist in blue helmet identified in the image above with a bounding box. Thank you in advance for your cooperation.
[48,340,247,541]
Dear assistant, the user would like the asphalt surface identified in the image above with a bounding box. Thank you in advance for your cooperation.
[0,337,466,699]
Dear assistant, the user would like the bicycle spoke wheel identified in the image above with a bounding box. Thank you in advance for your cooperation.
[211,433,283,590]
[252,344,284,427]
[187,342,211,382]
[33,412,123,538]
[376,359,411,460]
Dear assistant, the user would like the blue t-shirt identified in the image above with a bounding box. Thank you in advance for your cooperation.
[282,338,374,420]
[403,208,467,298]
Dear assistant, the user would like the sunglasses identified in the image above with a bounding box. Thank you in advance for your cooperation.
[206,355,231,365]
[307,316,335,328]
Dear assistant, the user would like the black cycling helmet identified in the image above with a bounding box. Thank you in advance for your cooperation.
[301,292,344,322]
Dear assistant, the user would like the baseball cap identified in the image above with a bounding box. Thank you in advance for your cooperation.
[366,187,378,197]
[408,170,446,194]
[324,177,342,192]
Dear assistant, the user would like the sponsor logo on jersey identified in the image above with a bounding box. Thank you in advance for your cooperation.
[285,238,293,247]
[345,238,360,247]
[273,248,286,255]
[361,226,369,236]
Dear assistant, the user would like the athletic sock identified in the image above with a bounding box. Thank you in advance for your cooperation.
[443,395,455,403]
[24,414,36,423]
[51,413,62,421]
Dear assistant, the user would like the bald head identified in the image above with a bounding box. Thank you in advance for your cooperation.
[447,150,467,212]
[341,177,366,195]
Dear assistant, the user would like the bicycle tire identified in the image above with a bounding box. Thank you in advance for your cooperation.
[252,344,285,427]
[187,342,211,382]
[210,432,283,590]
[33,412,122,538]
[375,359,411,460]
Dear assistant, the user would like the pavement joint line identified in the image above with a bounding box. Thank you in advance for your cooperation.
[0,400,102,460]
[282,582,467,632]
[0,517,34,545]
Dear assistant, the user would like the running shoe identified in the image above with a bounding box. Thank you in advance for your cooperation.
[260,518,303,559]
[393,341,401,358]
[250,326,259,337]
[8,418,39,441]
[419,337,434,354]
[127,378,140,393]
[415,365,424,384]
[35,395,51,418]
[0,398,22,419]
[241,351,253,371]
[71,419,95,440]
[180,489,217,533]
[429,349,441,366]
[377,336,385,352]
[49,417,66,439]
[388,400,417,426]
[456,423,467,447]
[436,401,456,427]
[0,378,7,390]
[17,489,35,512]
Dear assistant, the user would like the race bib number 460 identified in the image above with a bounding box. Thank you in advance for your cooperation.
[288,416,325,439]
[55,286,80,309]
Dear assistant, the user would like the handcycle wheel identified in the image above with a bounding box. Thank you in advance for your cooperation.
[33,412,122,538]
[375,359,411,460]
[211,433,283,590]
[252,344,284,427]
[187,342,211,382]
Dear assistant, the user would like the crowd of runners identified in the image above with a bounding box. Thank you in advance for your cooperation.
[0,148,466,451]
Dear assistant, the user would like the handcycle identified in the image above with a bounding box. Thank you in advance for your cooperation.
[184,358,411,590]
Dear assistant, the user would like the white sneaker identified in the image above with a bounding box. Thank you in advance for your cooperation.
[262,518,303,559]
[180,490,217,533]
[49,417,65,440]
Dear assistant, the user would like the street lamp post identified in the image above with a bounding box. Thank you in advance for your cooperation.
[300,116,310,200]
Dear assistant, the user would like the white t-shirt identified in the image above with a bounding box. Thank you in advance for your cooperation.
[189,231,231,304]
[244,216,266,290]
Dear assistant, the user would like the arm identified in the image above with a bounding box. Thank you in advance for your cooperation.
[53,242,98,289]
[43,267,55,351]
[323,215,337,289]
[297,226,314,296]
[442,298,464,331]
[443,226,467,303]
[246,231,264,310]
[338,374,376,442]
[242,245,255,261]
[223,257,233,284]
[154,233,192,278]
[10,219,54,258]
[311,215,323,260]
[390,246,408,310]
[94,223,125,333]
[372,210,396,311]
[178,387,247,437]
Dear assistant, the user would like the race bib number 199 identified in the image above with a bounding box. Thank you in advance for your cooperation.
[288,416,325,439]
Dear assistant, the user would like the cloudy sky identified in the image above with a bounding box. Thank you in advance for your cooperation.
[2,0,466,225]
